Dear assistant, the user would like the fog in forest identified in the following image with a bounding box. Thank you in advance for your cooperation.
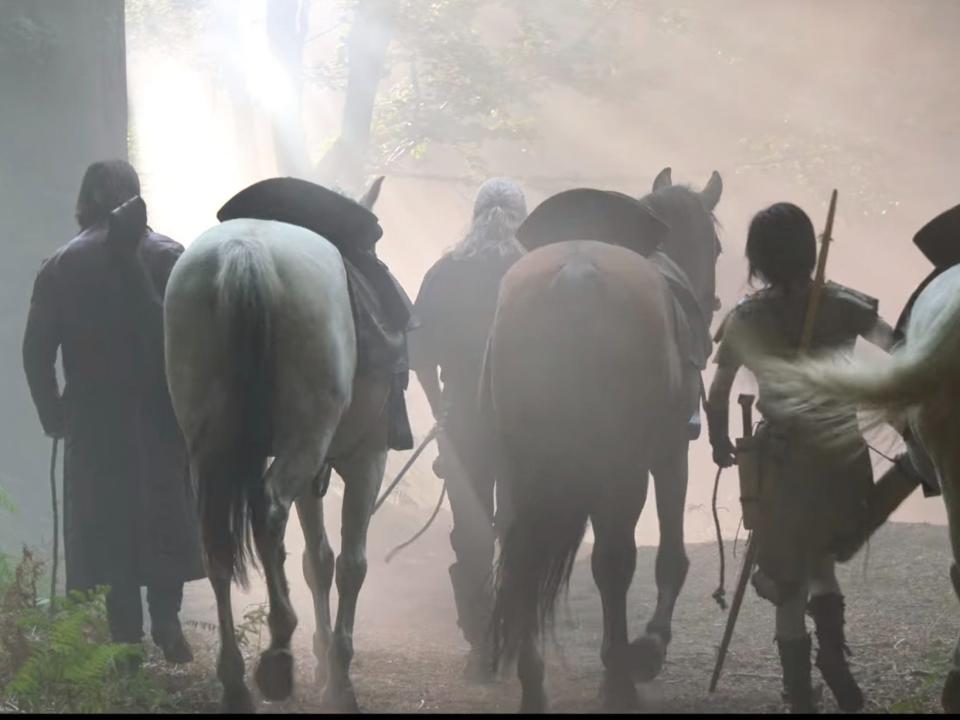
[2,0,959,650]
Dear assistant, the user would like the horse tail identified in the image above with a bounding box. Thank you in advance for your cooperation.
[491,256,605,669]
[760,284,960,445]
[199,236,279,587]
[492,467,591,670]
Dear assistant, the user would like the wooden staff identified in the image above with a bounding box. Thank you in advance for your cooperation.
[798,189,839,353]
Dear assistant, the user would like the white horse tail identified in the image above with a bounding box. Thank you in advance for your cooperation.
[202,236,280,587]
[761,286,960,444]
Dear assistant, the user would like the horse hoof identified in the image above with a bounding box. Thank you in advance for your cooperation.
[322,686,361,714]
[314,662,329,688]
[519,691,547,714]
[462,649,497,685]
[600,675,640,712]
[221,686,256,714]
[255,649,294,702]
[628,633,665,682]
[943,670,960,714]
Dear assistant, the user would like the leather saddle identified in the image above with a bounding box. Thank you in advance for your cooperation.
[517,187,711,369]
[217,177,414,450]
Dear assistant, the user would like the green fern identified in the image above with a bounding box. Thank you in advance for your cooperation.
[1,554,172,713]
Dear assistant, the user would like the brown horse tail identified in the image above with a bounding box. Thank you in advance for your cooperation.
[199,236,279,588]
[492,467,591,671]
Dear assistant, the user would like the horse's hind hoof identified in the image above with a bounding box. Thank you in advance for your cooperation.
[943,669,960,714]
[322,685,361,714]
[599,673,640,712]
[255,648,295,702]
[462,648,497,685]
[221,685,256,714]
[518,691,547,714]
[628,633,665,682]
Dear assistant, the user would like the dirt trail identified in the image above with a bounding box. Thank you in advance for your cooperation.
[165,498,955,714]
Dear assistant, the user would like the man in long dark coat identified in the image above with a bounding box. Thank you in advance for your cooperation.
[409,178,527,681]
[22,160,204,662]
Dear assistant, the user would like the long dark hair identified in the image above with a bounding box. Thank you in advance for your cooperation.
[75,160,141,230]
[746,202,816,288]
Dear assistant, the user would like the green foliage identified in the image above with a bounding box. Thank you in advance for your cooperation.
[184,600,269,657]
[885,638,954,714]
[0,485,16,516]
[313,0,640,176]
[0,550,173,713]
[0,485,16,588]
[235,601,269,654]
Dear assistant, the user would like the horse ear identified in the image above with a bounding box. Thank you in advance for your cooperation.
[701,171,722,210]
[358,176,385,211]
[652,167,672,192]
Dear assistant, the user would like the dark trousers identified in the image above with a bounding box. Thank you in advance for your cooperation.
[105,582,184,644]
[439,403,497,646]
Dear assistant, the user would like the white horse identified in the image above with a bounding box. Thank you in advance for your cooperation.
[163,180,390,713]
[758,264,960,713]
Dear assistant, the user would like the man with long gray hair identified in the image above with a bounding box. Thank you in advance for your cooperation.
[409,178,527,681]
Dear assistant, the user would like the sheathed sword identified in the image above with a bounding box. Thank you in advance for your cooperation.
[709,189,839,692]
[709,393,757,692]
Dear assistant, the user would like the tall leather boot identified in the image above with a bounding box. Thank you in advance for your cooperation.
[808,594,864,712]
[777,635,817,713]
[448,563,494,683]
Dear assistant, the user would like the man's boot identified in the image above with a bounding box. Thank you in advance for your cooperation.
[808,594,864,712]
[448,563,494,683]
[777,635,817,713]
[152,618,194,664]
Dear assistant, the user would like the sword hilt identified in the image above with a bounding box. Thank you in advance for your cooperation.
[737,394,755,439]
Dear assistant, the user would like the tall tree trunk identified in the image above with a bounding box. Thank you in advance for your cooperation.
[316,0,395,193]
[0,0,128,550]
[266,0,311,177]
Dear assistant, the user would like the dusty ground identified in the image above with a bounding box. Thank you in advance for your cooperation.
[149,500,957,714]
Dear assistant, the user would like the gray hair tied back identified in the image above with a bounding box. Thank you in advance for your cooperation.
[452,178,528,260]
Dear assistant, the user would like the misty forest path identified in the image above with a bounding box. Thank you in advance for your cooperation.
[163,495,956,714]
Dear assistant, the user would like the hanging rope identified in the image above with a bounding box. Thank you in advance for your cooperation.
[710,465,728,610]
[384,480,447,563]
[49,437,60,616]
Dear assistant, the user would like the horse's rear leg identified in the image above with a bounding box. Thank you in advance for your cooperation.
[642,448,690,670]
[324,432,387,712]
[517,627,546,713]
[251,448,327,702]
[296,482,334,687]
[208,559,255,713]
[591,474,646,710]
[939,463,960,713]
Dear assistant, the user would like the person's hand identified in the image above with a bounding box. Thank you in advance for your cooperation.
[430,401,449,427]
[711,436,737,468]
[42,405,66,440]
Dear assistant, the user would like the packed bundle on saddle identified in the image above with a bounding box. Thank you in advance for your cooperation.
[896,202,960,336]
[516,188,712,372]
[217,176,414,450]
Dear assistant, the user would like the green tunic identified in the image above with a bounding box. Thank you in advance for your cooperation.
[714,281,879,590]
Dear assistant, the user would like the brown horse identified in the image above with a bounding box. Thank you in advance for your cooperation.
[487,170,722,712]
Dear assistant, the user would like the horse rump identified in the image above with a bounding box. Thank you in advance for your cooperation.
[489,242,674,669]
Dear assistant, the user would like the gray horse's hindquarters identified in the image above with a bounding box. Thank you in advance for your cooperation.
[163,218,376,712]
